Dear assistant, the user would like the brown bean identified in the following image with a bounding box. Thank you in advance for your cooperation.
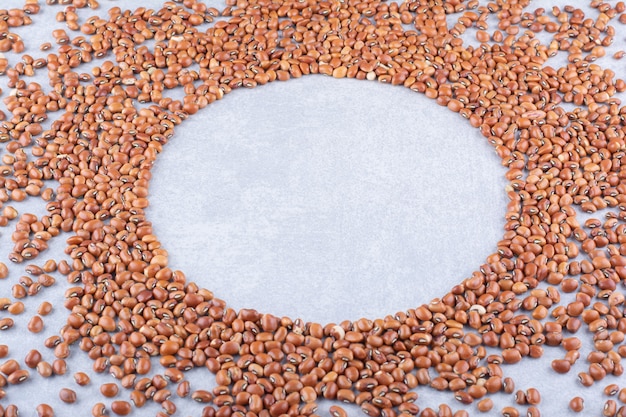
[7,302,24,315]
[130,390,146,407]
[619,388,626,403]
[74,372,90,386]
[111,401,131,416]
[24,349,42,368]
[52,359,66,376]
[329,405,348,417]
[37,301,53,316]
[59,388,77,403]
[27,315,44,333]
[0,318,14,330]
[37,361,52,378]
[605,384,620,396]
[503,377,515,394]
[477,398,493,412]
[53,342,69,359]
[605,400,618,416]
[562,337,581,351]
[92,403,106,417]
[526,388,541,405]
[192,390,213,403]
[101,382,119,398]
[7,369,29,384]
[36,404,54,417]
[176,381,190,398]
[0,360,19,375]
[501,407,520,417]
[551,359,571,374]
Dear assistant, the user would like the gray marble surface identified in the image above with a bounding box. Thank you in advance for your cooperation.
[0,0,624,416]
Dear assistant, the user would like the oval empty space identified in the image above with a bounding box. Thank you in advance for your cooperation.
[148,76,507,324]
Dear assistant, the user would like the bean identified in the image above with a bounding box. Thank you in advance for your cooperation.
[192,390,213,403]
[37,361,52,378]
[92,403,106,417]
[59,388,77,403]
[101,382,119,397]
[619,388,626,403]
[570,396,584,412]
[605,384,620,396]
[53,343,69,359]
[0,318,14,330]
[36,404,54,417]
[110,401,131,416]
[0,360,19,375]
[551,359,571,374]
[5,405,18,417]
[177,381,190,398]
[24,349,42,368]
[37,301,53,316]
[330,405,348,417]
[130,390,146,407]
[477,398,493,412]
[7,369,29,384]
[605,400,618,416]
[52,359,66,376]
[7,302,23,315]
[503,377,515,394]
[501,407,519,417]
[526,406,540,417]
[526,388,541,405]
[27,315,44,333]
[74,372,90,386]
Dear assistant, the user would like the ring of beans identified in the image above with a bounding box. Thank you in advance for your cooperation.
[1,0,626,416]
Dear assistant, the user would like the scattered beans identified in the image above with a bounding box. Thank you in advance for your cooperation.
[0,0,624,416]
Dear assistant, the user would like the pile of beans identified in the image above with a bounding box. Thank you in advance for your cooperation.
[1,0,626,416]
